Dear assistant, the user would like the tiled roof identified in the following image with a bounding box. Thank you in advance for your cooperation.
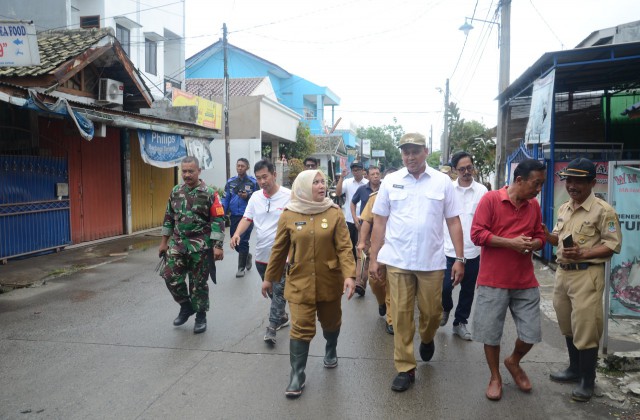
[0,28,112,77]
[186,78,265,97]
[313,135,344,154]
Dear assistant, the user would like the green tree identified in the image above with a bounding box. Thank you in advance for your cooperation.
[356,121,404,169]
[283,123,315,160]
[261,123,316,161]
[427,150,442,169]
[446,102,495,184]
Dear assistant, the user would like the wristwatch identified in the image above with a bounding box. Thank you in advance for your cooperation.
[454,257,467,265]
[213,240,224,250]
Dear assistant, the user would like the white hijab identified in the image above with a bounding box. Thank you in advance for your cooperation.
[286,170,336,215]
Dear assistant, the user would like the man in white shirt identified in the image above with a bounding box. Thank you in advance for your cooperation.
[441,151,488,341]
[231,159,291,345]
[336,161,368,260]
[369,133,465,392]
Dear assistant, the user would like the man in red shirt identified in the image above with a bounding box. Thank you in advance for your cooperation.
[470,159,546,401]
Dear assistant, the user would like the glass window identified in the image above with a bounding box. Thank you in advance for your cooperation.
[145,38,157,75]
[115,24,130,55]
[80,15,100,29]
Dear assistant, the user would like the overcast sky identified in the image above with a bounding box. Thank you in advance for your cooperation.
[184,0,640,148]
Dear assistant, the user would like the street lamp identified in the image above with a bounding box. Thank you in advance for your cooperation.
[458,17,499,40]
[458,1,511,189]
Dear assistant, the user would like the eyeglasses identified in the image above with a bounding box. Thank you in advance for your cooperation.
[305,164,317,169]
[456,165,474,173]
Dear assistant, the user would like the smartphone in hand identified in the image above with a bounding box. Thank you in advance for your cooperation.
[562,234,574,248]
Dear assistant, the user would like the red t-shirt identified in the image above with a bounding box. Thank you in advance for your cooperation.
[471,186,545,289]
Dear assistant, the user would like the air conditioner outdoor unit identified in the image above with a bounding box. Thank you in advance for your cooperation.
[98,78,124,105]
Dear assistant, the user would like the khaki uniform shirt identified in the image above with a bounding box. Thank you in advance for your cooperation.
[265,207,356,304]
[552,192,622,264]
[359,191,378,224]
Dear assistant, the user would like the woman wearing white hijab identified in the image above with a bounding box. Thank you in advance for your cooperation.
[263,169,356,398]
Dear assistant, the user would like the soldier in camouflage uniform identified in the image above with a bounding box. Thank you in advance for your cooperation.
[158,156,225,334]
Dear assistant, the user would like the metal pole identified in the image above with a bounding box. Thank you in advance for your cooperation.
[494,0,511,188]
[223,23,231,181]
[442,78,450,165]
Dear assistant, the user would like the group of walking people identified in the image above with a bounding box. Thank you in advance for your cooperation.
[157,132,621,403]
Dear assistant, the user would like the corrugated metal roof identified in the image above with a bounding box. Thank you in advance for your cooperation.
[185,78,266,97]
[0,28,113,77]
[499,41,640,104]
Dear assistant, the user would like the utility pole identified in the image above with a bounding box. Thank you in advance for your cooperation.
[223,23,231,181]
[494,0,511,188]
[429,125,433,155]
[442,78,450,165]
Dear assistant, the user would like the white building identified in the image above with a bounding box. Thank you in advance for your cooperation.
[0,0,184,100]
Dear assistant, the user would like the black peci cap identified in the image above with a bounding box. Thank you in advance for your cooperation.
[559,158,596,179]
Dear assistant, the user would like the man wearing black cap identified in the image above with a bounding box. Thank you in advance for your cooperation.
[336,161,368,263]
[544,157,622,402]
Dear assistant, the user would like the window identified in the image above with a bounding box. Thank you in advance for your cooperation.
[115,24,130,55]
[80,15,100,29]
[145,38,157,75]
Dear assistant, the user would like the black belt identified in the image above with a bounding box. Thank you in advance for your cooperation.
[558,262,601,271]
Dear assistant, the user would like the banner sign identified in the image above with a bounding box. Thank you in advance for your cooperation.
[24,90,93,140]
[0,20,40,67]
[172,88,222,129]
[185,137,214,170]
[137,129,186,168]
[525,69,555,144]
[609,165,640,317]
[362,139,371,156]
[372,149,385,158]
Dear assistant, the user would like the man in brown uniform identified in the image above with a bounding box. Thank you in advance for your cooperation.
[544,158,622,402]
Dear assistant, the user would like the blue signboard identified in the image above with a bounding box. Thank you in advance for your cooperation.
[137,129,186,168]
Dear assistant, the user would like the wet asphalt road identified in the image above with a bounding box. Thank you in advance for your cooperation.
[0,241,630,419]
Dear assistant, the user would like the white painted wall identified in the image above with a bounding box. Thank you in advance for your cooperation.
[2,0,186,101]
[201,138,264,191]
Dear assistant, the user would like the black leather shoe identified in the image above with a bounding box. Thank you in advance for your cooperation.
[378,304,386,316]
[419,340,435,361]
[385,323,394,335]
[193,312,207,334]
[391,370,415,392]
[173,303,195,326]
[355,285,365,297]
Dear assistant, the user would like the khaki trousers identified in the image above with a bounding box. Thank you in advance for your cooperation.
[289,299,342,341]
[369,266,392,326]
[387,266,444,372]
[553,265,605,350]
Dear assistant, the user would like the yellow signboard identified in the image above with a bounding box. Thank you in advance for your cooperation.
[172,87,222,130]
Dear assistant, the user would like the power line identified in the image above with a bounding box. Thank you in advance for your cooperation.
[528,0,564,49]
[449,0,480,79]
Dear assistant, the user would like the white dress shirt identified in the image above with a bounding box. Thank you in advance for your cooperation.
[342,176,368,223]
[372,166,461,271]
[443,179,488,259]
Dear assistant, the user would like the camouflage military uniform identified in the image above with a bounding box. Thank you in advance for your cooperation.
[161,180,225,312]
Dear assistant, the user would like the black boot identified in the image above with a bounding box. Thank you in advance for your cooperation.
[550,336,580,383]
[193,312,207,334]
[173,302,195,326]
[236,253,248,278]
[246,253,253,271]
[572,347,598,402]
[285,339,309,398]
[323,329,340,368]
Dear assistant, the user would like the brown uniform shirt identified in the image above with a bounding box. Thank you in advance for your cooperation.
[359,191,378,223]
[265,207,356,304]
[552,192,622,264]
